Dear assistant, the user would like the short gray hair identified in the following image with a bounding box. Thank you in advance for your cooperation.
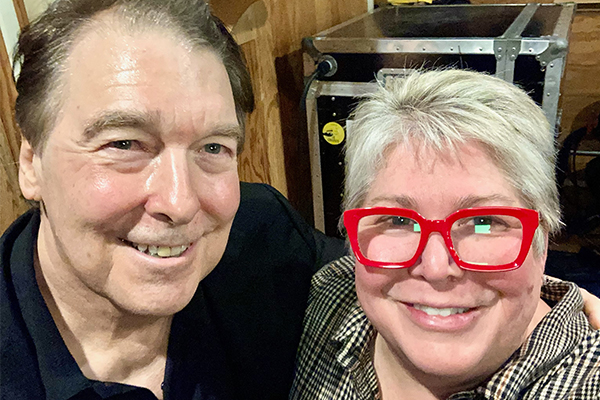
[343,69,561,255]
[14,0,254,153]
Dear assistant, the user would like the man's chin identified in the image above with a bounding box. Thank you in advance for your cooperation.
[109,286,199,318]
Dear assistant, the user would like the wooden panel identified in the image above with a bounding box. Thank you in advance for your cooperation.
[215,0,367,222]
[12,0,29,29]
[268,0,367,221]
[270,0,367,57]
[235,1,287,195]
[1,29,28,233]
[559,8,600,137]
[472,0,553,3]
[210,0,255,27]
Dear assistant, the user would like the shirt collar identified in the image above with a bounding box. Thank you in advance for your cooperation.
[9,209,237,400]
[469,280,590,399]
[331,299,374,370]
[331,289,379,400]
[10,209,92,400]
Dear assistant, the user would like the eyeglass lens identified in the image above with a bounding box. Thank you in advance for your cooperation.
[356,214,524,267]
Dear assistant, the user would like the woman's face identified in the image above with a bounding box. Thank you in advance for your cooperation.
[354,141,548,393]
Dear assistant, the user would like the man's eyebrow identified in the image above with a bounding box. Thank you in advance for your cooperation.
[207,125,244,152]
[454,194,518,210]
[208,125,243,142]
[81,111,243,149]
[82,110,160,141]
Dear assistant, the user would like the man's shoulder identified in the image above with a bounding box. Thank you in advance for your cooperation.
[1,209,38,265]
[1,208,47,398]
[228,182,316,257]
[1,208,38,292]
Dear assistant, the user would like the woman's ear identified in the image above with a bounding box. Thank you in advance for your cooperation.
[19,139,42,201]
[539,231,549,274]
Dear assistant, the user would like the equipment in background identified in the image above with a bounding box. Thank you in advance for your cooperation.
[303,3,575,237]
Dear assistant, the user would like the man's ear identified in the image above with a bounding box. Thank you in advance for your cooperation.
[19,139,42,201]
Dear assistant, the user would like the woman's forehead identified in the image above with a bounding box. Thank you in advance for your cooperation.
[368,140,521,209]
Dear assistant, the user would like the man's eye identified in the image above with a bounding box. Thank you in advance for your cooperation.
[204,143,223,154]
[109,140,134,150]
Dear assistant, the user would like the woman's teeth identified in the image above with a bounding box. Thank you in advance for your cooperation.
[413,304,470,317]
[132,243,189,258]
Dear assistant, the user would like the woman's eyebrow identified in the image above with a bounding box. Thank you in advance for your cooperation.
[454,194,518,210]
[367,195,418,209]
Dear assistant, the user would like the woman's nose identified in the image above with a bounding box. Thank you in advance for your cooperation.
[409,232,464,283]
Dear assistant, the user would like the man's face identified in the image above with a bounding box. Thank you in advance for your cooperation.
[354,141,548,393]
[22,24,240,316]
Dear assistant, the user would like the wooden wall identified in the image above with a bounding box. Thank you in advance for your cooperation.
[1,13,28,233]
[217,0,368,221]
[2,1,599,232]
[559,4,600,136]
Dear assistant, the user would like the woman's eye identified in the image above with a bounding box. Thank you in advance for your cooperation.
[474,217,493,226]
[108,140,134,150]
[204,143,223,154]
[392,216,410,226]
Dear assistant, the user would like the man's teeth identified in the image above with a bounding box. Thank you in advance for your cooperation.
[413,304,470,317]
[132,243,189,258]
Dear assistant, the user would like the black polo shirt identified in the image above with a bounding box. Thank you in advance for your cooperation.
[1,182,347,400]
[1,207,240,400]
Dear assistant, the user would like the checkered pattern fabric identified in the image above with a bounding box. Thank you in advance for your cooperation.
[290,255,600,400]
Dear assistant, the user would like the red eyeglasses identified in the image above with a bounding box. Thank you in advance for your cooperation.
[343,207,539,272]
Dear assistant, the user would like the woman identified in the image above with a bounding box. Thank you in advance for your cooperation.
[291,69,599,399]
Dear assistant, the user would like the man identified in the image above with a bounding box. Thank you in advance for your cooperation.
[1,1,343,399]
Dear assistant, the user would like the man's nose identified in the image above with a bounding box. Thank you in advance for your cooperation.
[144,148,201,225]
[410,232,463,283]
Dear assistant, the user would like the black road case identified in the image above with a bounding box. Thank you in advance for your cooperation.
[303,3,575,236]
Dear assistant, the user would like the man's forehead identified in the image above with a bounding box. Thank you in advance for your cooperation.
[49,15,238,141]
[70,16,189,59]
[62,17,227,96]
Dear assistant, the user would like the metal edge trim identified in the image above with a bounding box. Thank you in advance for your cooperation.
[312,38,496,54]
[306,81,326,232]
[501,3,539,38]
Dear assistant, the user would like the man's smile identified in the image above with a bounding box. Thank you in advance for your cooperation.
[121,239,192,258]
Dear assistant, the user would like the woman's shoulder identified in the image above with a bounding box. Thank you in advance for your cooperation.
[301,255,361,348]
[312,255,356,286]
[309,255,357,306]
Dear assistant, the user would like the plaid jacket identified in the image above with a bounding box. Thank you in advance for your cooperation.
[290,255,600,400]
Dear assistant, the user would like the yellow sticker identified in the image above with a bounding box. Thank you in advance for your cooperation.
[322,122,345,145]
